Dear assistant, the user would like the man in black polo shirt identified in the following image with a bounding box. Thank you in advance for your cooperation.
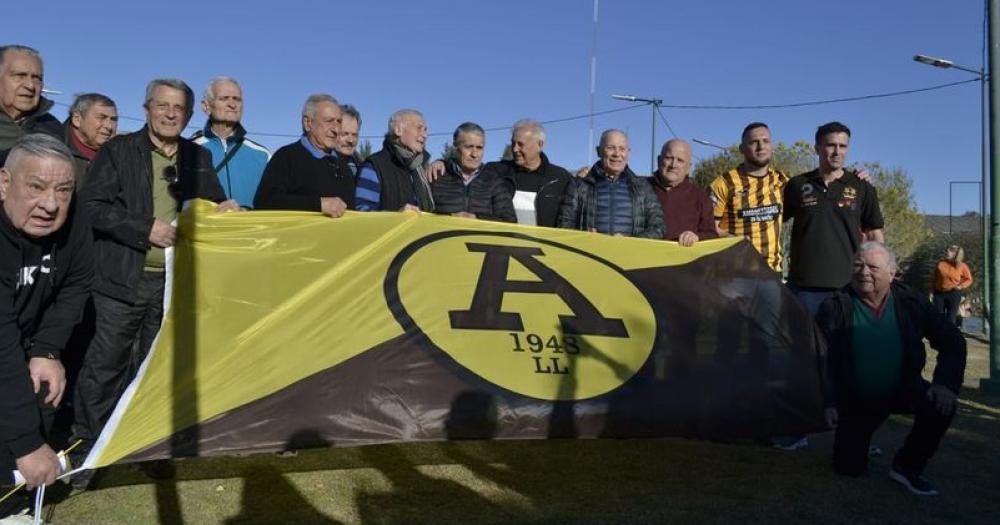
[784,121,884,315]
[254,94,354,216]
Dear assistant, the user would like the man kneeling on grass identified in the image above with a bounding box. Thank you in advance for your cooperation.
[816,241,966,496]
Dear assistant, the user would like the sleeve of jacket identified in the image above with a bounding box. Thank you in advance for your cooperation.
[814,296,842,408]
[254,149,321,212]
[960,263,973,288]
[0,272,44,460]
[79,142,153,252]
[556,179,581,230]
[635,180,666,239]
[917,292,968,394]
[488,176,517,223]
[27,207,95,360]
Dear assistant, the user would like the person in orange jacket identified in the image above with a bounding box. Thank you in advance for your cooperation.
[932,245,973,326]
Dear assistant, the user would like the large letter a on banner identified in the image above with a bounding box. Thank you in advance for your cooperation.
[448,243,628,337]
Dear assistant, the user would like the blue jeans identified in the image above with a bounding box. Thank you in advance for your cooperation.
[788,285,837,317]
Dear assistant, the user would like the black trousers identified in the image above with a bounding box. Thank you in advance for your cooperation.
[833,387,953,477]
[933,289,963,327]
[71,272,165,453]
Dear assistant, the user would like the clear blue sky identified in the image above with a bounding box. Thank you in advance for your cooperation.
[6,0,986,214]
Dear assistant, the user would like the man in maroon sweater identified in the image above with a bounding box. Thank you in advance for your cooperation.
[649,139,717,245]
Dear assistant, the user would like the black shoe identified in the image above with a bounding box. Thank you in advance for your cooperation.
[889,467,940,496]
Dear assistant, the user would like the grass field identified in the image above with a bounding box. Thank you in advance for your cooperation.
[32,337,1000,524]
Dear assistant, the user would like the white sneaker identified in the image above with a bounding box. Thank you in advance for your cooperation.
[0,508,48,525]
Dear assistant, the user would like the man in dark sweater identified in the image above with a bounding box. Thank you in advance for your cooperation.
[816,242,965,496]
[431,122,515,222]
[1,134,93,500]
[649,139,717,245]
[355,109,434,212]
[254,94,354,216]
[0,45,62,154]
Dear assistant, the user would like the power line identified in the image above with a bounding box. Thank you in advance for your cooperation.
[655,106,678,138]
[659,78,979,110]
[52,78,978,140]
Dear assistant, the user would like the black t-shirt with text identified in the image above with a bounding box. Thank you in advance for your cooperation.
[783,170,884,289]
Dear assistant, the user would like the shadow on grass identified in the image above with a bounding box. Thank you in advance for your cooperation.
[223,465,340,525]
[354,442,515,525]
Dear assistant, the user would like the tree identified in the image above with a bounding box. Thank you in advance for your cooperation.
[501,144,513,162]
[440,142,455,161]
[691,141,817,189]
[861,162,932,264]
[901,229,984,316]
[357,140,374,162]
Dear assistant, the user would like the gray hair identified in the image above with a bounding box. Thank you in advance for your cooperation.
[302,93,339,121]
[0,45,42,70]
[387,109,424,137]
[599,128,628,148]
[453,122,485,146]
[143,78,195,117]
[340,104,361,127]
[3,133,75,175]
[511,118,546,144]
[203,76,241,102]
[69,93,116,116]
[858,241,898,271]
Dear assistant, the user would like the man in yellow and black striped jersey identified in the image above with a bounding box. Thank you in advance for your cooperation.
[709,122,786,274]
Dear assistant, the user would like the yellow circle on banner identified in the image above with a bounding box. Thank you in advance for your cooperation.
[395,233,656,401]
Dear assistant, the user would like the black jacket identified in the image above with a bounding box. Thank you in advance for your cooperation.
[556,164,666,239]
[480,152,572,228]
[79,127,226,303]
[431,161,516,222]
[816,282,967,409]
[0,96,62,152]
[1,201,94,462]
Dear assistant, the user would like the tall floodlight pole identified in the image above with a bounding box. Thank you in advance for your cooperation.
[987,0,1000,392]
[611,94,663,174]
[914,54,989,322]
[913,55,993,320]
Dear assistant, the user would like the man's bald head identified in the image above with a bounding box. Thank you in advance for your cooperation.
[657,138,692,187]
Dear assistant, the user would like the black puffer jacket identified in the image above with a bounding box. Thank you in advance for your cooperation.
[0,201,93,462]
[816,282,967,409]
[556,163,666,239]
[79,127,226,303]
[431,161,516,222]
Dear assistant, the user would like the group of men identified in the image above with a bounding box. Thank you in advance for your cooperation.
[0,41,967,517]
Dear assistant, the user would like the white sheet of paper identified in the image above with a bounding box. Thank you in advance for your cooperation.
[513,190,537,226]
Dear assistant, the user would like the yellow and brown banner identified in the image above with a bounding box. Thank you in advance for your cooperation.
[85,200,827,468]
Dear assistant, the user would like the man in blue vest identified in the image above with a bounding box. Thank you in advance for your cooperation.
[192,77,270,209]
